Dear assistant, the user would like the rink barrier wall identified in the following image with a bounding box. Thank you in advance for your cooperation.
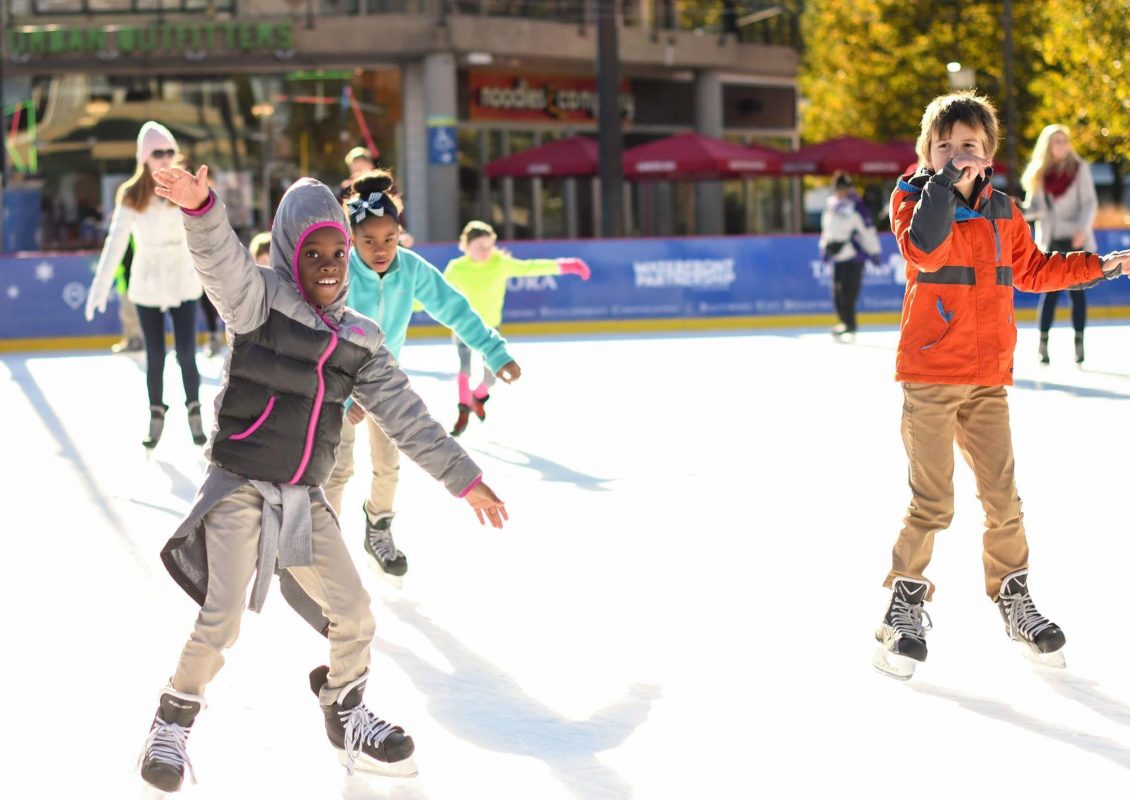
[3,229,1130,352]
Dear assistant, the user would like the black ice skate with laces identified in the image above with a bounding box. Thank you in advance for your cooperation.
[138,688,204,796]
[873,577,932,680]
[309,665,417,777]
[996,569,1067,668]
[363,508,407,587]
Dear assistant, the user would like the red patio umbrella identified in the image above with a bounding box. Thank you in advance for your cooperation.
[624,132,782,180]
[781,136,913,176]
[483,136,599,178]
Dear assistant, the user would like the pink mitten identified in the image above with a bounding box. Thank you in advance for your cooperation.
[557,257,591,280]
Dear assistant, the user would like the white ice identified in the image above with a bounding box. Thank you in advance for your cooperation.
[3,325,1130,800]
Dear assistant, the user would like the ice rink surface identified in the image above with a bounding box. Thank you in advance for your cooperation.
[4,324,1130,799]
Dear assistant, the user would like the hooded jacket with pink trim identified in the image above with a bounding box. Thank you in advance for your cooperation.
[183,178,480,493]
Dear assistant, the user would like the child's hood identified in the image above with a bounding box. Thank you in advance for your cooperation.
[270,178,351,320]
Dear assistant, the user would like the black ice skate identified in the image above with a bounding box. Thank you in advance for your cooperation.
[451,404,471,436]
[873,577,932,680]
[471,393,490,421]
[309,665,417,777]
[363,507,407,588]
[138,687,204,795]
[144,404,169,449]
[186,401,207,446]
[996,570,1067,668]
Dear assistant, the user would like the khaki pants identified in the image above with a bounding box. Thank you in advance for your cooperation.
[884,383,1029,600]
[118,293,141,342]
[323,415,400,518]
[171,485,375,696]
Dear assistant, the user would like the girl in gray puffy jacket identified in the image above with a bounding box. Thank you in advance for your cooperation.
[134,164,510,794]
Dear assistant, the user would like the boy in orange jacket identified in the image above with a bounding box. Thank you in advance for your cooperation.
[873,91,1130,680]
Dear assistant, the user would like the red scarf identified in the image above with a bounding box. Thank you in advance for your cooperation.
[1043,163,1076,197]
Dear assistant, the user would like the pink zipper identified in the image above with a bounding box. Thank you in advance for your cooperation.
[230,395,276,440]
[288,331,339,484]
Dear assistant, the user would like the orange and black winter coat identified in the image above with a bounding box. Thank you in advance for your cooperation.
[891,163,1107,386]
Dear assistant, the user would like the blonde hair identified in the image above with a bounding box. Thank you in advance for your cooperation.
[915,91,999,167]
[116,163,158,212]
[1020,124,1078,194]
[249,231,272,260]
[458,220,497,253]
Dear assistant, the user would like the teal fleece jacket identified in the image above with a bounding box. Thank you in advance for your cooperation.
[346,246,512,370]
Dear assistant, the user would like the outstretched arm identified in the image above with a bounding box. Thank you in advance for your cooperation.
[153,165,268,334]
[85,203,137,321]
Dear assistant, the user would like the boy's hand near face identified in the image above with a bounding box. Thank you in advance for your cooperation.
[949,154,993,183]
[154,165,211,211]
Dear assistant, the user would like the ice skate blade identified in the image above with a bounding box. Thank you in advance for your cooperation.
[366,558,404,589]
[1018,641,1066,669]
[872,645,918,680]
[141,780,173,799]
[337,750,418,778]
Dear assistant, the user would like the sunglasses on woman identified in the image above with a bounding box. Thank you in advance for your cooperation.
[150,149,176,159]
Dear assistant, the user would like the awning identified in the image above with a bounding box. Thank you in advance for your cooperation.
[483,135,599,178]
[624,132,782,180]
[781,136,915,176]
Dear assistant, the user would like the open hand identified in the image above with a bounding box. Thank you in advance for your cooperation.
[495,360,522,383]
[84,287,106,321]
[465,480,508,529]
[346,403,367,425]
[153,165,211,210]
[1072,230,1088,250]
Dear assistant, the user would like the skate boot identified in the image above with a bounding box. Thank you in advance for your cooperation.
[186,401,207,446]
[996,570,1066,668]
[138,687,204,795]
[873,577,932,680]
[1038,333,1050,364]
[363,507,407,587]
[471,393,490,421]
[144,404,169,449]
[203,331,224,358]
[1074,332,1085,364]
[112,336,143,354]
[451,404,471,436]
[309,665,417,777]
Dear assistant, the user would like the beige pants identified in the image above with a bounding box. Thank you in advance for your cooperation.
[323,415,400,518]
[119,293,141,342]
[884,382,1029,600]
[171,485,375,696]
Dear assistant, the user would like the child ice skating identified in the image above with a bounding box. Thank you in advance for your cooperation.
[139,165,509,794]
[323,169,520,585]
[874,91,1130,680]
[443,220,590,435]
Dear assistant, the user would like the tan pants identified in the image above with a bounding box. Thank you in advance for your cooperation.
[171,485,375,696]
[323,415,400,518]
[118,293,141,342]
[884,382,1029,601]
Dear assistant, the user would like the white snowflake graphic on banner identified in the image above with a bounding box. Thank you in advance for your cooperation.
[62,282,86,310]
[6,286,19,299]
[34,262,55,283]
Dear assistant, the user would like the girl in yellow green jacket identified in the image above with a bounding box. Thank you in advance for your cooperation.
[443,220,590,434]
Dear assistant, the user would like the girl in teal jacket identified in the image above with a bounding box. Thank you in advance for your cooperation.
[444,220,590,434]
[324,170,520,585]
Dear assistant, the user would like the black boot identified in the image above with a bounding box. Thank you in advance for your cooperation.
[144,404,168,449]
[997,570,1066,659]
[363,507,407,584]
[139,688,204,793]
[873,577,932,679]
[1038,333,1050,364]
[187,401,207,446]
[1074,332,1085,364]
[471,393,490,421]
[451,403,471,436]
[309,666,416,776]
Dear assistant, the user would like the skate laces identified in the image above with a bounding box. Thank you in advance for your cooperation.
[138,719,197,785]
[340,704,398,775]
[1002,591,1056,642]
[366,522,401,562]
[889,596,932,642]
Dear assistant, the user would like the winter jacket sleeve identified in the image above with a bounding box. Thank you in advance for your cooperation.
[413,257,513,373]
[180,193,269,334]
[88,202,138,311]
[500,253,561,278]
[1074,160,1098,235]
[1022,188,1048,223]
[892,163,965,271]
[352,341,482,497]
[1009,210,1105,293]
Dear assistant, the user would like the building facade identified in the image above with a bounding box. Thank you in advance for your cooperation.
[1,1,799,250]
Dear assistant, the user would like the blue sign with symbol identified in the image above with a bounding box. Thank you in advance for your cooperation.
[427,125,457,166]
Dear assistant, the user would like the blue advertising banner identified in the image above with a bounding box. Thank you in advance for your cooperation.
[3,229,1130,347]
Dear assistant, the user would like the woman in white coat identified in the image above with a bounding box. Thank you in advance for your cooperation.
[86,121,205,447]
[1021,124,1099,364]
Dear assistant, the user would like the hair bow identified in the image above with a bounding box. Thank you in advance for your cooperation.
[348,192,386,223]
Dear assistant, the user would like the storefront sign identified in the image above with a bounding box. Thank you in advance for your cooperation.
[5,22,295,62]
[468,72,635,123]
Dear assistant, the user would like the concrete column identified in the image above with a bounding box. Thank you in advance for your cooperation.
[401,61,429,240]
[424,52,459,242]
[694,69,725,236]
